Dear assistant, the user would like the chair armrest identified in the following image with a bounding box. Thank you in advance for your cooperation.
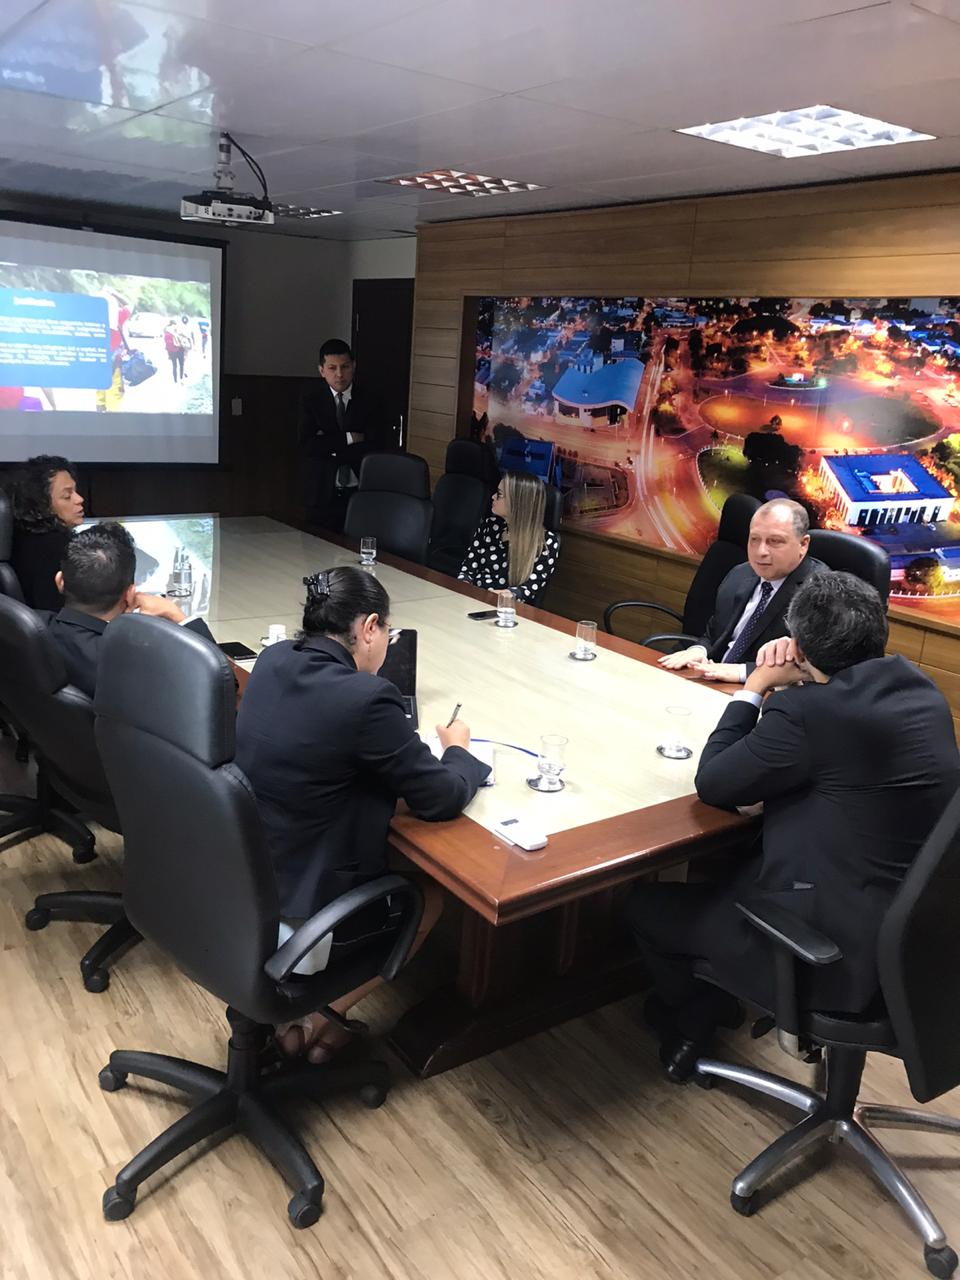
[603,599,683,635]
[265,874,424,984]
[737,899,841,1047]
[640,632,701,653]
[737,900,842,967]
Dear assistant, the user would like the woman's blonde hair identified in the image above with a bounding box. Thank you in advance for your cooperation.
[502,470,547,587]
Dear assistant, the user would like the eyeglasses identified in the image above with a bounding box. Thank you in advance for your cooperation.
[388,627,402,645]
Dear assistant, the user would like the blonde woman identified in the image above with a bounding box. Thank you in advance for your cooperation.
[458,470,560,604]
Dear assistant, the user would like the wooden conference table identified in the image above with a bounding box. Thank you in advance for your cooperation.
[125,515,750,1076]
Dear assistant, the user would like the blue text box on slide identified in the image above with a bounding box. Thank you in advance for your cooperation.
[0,289,111,389]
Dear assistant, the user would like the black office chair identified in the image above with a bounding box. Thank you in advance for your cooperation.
[446,438,500,493]
[0,595,138,990]
[808,528,891,602]
[344,452,434,564]
[692,789,960,1278]
[604,493,761,649]
[543,483,564,534]
[93,616,425,1227]
[0,488,25,601]
[428,464,489,576]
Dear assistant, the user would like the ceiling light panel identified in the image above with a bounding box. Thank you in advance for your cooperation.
[677,105,935,158]
[377,168,543,196]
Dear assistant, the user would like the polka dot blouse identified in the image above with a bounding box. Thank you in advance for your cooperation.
[457,515,561,604]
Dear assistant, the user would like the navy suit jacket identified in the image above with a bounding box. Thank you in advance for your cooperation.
[695,654,960,1011]
[235,635,490,917]
[297,382,393,521]
[44,606,215,700]
[700,555,826,668]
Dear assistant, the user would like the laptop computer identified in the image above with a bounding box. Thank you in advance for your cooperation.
[379,628,419,729]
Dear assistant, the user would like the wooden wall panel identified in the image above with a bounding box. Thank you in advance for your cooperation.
[406,171,960,719]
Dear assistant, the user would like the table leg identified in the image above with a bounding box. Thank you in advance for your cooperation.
[388,891,646,1078]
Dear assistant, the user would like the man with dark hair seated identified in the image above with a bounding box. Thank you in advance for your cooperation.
[627,571,960,1082]
[45,522,215,699]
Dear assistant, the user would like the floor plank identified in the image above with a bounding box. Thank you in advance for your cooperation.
[2,746,959,1280]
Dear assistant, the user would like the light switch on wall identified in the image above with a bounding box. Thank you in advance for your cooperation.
[231,397,242,416]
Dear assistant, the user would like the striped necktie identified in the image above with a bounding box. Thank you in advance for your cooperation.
[724,580,774,664]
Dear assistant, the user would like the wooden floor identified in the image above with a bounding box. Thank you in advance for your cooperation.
[4,757,960,1280]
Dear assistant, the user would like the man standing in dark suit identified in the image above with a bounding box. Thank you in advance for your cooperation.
[297,338,391,532]
[629,571,960,1081]
[659,498,825,684]
[44,522,215,699]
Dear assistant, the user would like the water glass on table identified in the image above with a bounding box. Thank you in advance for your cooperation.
[495,589,518,628]
[570,620,598,661]
[360,537,377,567]
[657,705,693,760]
[528,733,568,792]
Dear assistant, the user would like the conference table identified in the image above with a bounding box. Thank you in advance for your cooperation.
[126,514,750,1076]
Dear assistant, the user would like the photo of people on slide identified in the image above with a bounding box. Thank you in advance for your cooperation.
[474,294,960,626]
[0,263,212,415]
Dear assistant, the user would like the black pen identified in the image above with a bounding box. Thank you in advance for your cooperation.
[446,703,462,727]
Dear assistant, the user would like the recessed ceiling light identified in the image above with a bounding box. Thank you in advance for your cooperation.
[377,168,543,197]
[272,204,341,219]
[677,105,935,158]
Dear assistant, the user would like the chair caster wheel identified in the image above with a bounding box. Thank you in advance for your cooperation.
[102,1186,135,1221]
[98,1066,127,1092]
[83,967,110,993]
[288,1192,323,1228]
[693,1070,714,1090]
[24,907,50,931]
[359,1082,388,1109]
[730,1191,757,1217]
[72,842,97,865]
[925,1245,958,1278]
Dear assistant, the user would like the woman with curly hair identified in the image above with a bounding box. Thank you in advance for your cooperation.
[8,455,84,610]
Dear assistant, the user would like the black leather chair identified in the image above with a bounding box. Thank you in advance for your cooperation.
[808,528,891,602]
[344,452,434,564]
[427,441,493,577]
[0,594,137,990]
[93,615,425,1227]
[692,789,960,1278]
[446,438,499,492]
[0,488,24,601]
[604,493,761,648]
[543,483,564,533]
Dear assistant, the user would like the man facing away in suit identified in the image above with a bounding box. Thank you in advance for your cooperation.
[297,338,390,533]
[628,570,960,1083]
[45,522,215,699]
[659,497,825,685]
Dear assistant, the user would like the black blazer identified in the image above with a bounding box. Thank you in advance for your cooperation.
[695,655,960,1012]
[11,525,72,611]
[44,606,216,700]
[234,635,491,918]
[297,382,393,520]
[700,555,826,667]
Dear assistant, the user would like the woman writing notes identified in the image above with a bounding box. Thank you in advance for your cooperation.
[457,470,560,606]
[235,566,490,1063]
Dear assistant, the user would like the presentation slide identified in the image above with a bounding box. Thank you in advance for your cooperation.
[0,220,221,463]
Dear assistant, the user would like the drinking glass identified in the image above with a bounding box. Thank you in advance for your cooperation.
[570,620,598,661]
[657,705,693,760]
[495,589,518,627]
[528,733,568,791]
[360,536,377,566]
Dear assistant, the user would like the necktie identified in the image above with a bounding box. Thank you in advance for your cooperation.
[723,580,774,664]
[334,392,356,488]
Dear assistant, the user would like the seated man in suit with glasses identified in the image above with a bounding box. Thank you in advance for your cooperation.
[659,498,826,684]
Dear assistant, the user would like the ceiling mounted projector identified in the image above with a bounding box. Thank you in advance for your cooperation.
[181,133,340,227]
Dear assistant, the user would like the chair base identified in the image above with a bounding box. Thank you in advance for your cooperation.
[0,790,97,863]
[695,1053,959,1277]
[26,893,140,991]
[100,1008,390,1227]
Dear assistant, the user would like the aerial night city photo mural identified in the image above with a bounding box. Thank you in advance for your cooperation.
[473,294,960,623]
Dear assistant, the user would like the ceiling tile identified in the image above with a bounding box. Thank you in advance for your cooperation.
[0,85,139,153]
[133,0,440,46]
[156,46,498,140]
